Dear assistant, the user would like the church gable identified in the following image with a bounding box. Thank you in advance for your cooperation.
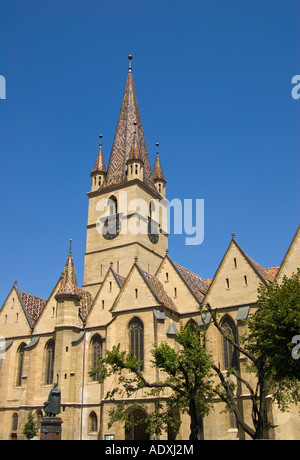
[33,280,61,335]
[0,286,33,337]
[204,238,273,309]
[111,263,174,313]
[276,226,300,282]
[155,256,203,313]
[86,266,125,326]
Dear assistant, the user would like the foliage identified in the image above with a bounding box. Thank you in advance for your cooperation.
[91,321,215,439]
[245,269,300,410]
[22,409,38,440]
[204,270,300,438]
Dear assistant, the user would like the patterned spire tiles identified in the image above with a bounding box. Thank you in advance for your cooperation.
[103,70,156,192]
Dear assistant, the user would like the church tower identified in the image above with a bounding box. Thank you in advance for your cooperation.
[83,56,168,296]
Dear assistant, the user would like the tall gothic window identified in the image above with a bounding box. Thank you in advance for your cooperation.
[129,318,144,370]
[91,335,102,382]
[89,411,98,433]
[12,413,18,432]
[222,316,239,370]
[16,344,25,387]
[45,340,55,385]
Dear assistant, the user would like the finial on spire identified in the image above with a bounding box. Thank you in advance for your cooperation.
[99,134,103,145]
[231,232,235,240]
[128,55,133,72]
[69,238,72,253]
[156,142,159,155]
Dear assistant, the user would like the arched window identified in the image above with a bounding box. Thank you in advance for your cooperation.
[129,318,144,370]
[108,195,118,215]
[89,411,98,433]
[12,413,18,432]
[222,316,239,370]
[16,344,26,387]
[45,340,55,385]
[125,408,149,440]
[91,335,102,382]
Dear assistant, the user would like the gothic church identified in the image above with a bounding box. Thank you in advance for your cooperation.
[0,57,299,440]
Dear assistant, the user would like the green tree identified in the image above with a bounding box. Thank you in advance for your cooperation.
[91,321,215,440]
[246,269,300,410]
[204,270,300,439]
[22,409,38,440]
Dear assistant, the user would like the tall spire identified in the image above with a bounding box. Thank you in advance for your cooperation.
[56,241,82,299]
[103,56,157,192]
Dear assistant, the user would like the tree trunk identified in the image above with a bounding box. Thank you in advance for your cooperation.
[189,399,202,440]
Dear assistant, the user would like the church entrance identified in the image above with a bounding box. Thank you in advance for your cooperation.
[125,409,150,440]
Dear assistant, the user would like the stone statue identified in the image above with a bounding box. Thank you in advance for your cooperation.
[43,382,61,417]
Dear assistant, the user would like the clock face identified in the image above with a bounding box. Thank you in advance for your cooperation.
[102,216,121,240]
[148,220,159,244]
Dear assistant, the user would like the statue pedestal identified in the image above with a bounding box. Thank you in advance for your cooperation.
[40,417,63,440]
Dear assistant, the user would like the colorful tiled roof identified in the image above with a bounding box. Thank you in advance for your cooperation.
[142,270,177,312]
[18,290,46,325]
[56,251,83,298]
[128,129,143,162]
[103,66,157,193]
[113,271,126,288]
[79,289,93,318]
[173,262,210,301]
[153,152,166,182]
[265,266,280,279]
[92,138,106,174]
[247,256,278,284]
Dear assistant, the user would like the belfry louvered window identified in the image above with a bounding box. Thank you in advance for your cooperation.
[129,318,144,370]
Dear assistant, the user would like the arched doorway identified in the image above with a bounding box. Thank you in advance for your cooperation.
[125,409,150,440]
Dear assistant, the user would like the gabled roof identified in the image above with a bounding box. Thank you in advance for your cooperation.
[141,269,177,312]
[110,261,177,314]
[103,62,156,192]
[246,255,278,284]
[173,262,210,301]
[156,255,210,303]
[202,235,279,305]
[16,287,46,326]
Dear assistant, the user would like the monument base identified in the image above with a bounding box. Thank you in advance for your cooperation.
[40,417,63,440]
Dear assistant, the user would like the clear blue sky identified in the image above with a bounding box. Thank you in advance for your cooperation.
[0,0,299,305]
